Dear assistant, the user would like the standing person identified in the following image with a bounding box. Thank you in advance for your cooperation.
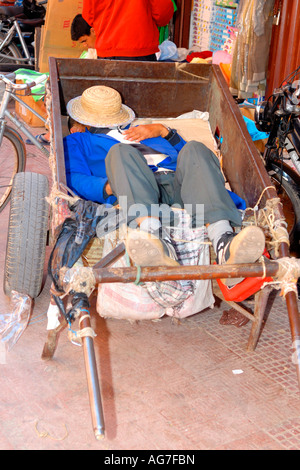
[71,14,97,51]
[82,0,175,61]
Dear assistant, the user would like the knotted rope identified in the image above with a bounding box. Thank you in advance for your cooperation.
[67,312,97,345]
[243,188,296,297]
[256,198,290,257]
[45,184,80,207]
[62,266,96,297]
[261,257,300,298]
[67,324,97,345]
[276,257,299,297]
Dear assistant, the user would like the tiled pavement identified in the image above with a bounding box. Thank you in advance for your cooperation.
[1,107,300,451]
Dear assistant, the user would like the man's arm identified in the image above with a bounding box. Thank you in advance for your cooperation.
[63,135,115,204]
[122,123,186,150]
[82,0,95,28]
[122,123,169,141]
[149,0,175,27]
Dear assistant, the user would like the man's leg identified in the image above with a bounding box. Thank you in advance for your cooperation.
[105,143,178,266]
[105,143,160,222]
[173,140,242,227]
[173,141,265,283]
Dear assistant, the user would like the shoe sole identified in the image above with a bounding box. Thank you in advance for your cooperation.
[224,226,265,286]
[126,230,179,267]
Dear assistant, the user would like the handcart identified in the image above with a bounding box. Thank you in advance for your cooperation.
[5,57,300,440]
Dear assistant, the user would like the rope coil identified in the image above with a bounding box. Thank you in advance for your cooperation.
[261,257,300,298]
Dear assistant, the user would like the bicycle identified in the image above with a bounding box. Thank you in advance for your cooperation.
[0,71,49,211]
[0,1,45,68]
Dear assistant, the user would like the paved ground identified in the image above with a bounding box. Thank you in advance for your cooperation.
[1,106,300,451]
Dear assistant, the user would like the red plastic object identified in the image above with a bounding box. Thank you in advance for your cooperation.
[215,251,273,302]
[186,51,213,63]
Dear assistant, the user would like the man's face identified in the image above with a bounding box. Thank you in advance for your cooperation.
[78,35,94,49]
[77,28,96,49]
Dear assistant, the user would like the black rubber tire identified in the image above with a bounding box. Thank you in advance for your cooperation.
[0,33,23,64]
[268,163,300,256]
[4,172,49,299]
[0,126,26,212]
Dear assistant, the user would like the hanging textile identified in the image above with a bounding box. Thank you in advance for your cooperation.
[229,0,275,98]
[159,0,177,43]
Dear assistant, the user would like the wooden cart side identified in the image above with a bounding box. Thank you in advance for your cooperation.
[208,65,278,209]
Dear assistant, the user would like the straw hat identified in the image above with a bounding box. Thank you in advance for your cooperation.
[66,85,135,128]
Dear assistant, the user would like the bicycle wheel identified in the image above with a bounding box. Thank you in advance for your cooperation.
[268,162,300,256]
[4,172,49,299]
[0,126,25,212]
[0,32,23,64]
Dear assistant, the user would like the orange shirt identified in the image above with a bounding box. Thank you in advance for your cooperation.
[82,0,174,58]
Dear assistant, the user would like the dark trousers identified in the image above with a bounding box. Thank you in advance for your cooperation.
[98,54,157,61]
[105,141,242,227]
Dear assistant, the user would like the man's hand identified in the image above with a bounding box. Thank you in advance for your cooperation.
[70,122,86,134]
[122,123,169,142]
[104,181,113,196]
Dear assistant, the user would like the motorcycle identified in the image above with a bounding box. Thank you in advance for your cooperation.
[254,65,300,257]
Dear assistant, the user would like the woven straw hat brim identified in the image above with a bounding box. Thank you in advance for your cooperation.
[67,96,135,128]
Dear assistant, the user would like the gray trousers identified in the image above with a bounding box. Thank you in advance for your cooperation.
[105,141,242,227]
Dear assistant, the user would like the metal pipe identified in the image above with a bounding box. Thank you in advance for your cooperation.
[279,243,300,386]
[77,244,126,440]
[80,311,105,440]
[93,260,281,284]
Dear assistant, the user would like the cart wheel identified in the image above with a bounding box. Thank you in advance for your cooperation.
[4,172,49,299]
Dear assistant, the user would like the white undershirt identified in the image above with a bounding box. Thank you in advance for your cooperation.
[107,129,170,169]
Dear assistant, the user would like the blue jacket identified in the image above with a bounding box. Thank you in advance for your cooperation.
[63,130,247,210]
[63,130,186,205]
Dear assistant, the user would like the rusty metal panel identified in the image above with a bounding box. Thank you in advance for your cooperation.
[53,58,211,118]
[49,57,67,186]
[208,65,277,208]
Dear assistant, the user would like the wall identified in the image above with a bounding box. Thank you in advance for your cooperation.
[266,0,300,96]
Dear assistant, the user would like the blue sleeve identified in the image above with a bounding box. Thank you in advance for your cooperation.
[63,135,116,205]
[167,129,186,152]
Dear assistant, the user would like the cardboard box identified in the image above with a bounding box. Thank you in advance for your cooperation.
[15,80,47,127]
[38,0,83,73]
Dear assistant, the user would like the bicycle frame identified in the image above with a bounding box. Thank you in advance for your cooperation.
[0,18,34,66]
[0,77,49,157]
